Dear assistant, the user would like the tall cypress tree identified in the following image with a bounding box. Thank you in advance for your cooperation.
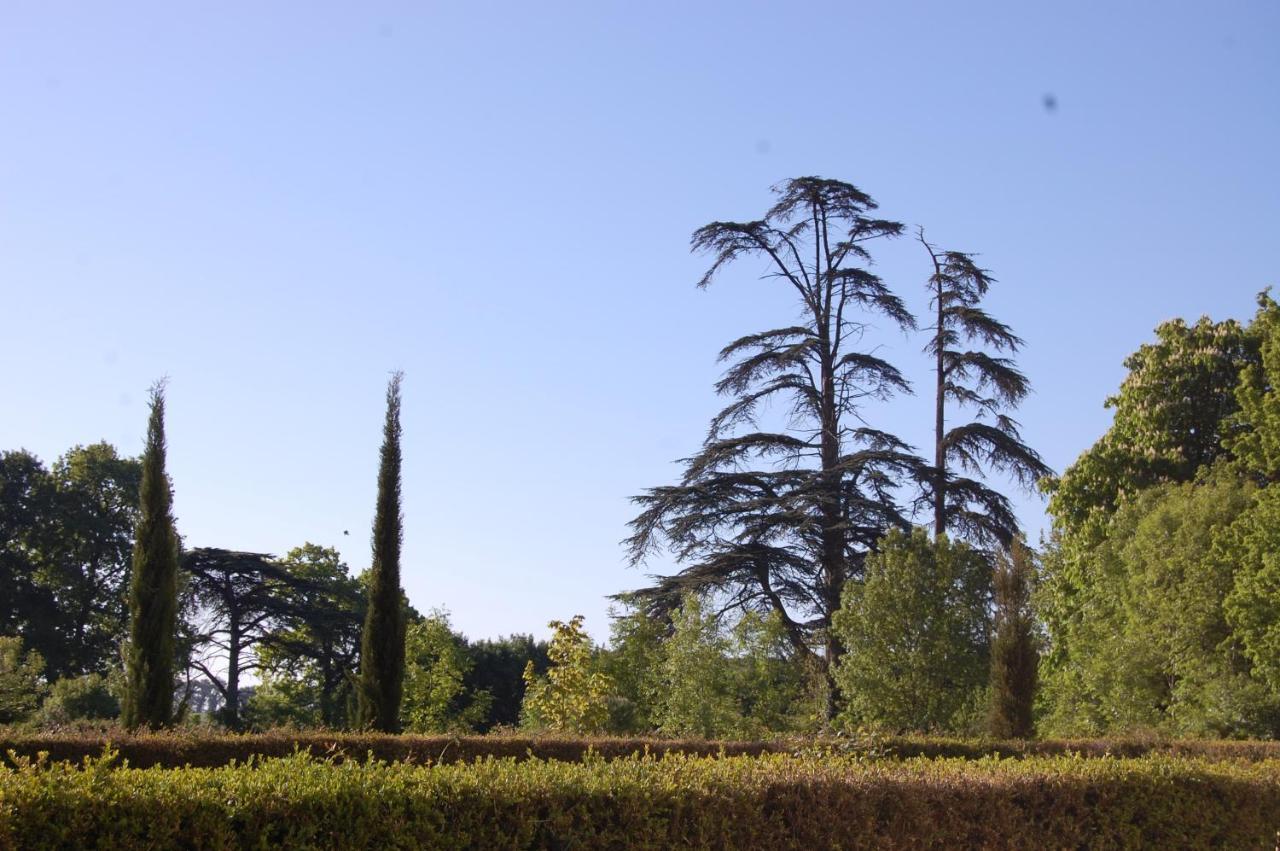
[123,381,180,730]
[988,538,1038,738]
[919,231,1050,546]
[356,371,406,732]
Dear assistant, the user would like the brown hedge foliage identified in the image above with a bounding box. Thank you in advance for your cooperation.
[0,751,1277,850]
[1,729,1278,769]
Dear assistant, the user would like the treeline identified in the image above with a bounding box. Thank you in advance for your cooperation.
[2,175,1278,741]
[1038,292,1280,737]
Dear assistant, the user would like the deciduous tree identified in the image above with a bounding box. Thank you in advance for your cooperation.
[832,528,991,732]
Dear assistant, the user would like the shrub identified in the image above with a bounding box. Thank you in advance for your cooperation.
[0,637,46,724]
[40,672,120,724]
[833,529,991,732]
[0,751,1277,849]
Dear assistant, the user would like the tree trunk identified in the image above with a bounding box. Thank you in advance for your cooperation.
[934,274,946,539]
[225,617,241,729]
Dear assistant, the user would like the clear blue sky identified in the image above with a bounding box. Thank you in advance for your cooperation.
[3,1,1277,643]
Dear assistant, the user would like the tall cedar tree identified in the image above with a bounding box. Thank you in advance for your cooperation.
[919,232,1050,545]
[987,538,1038,738]
[123,382,181,729]
[184,548,296,729]
[356,372,406,731]
[626,178,923,716]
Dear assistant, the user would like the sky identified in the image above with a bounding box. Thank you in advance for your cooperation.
[2,1,1278,644]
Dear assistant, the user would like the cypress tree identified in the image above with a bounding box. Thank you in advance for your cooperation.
[123,381,180,730]
[356,371,406,732]
[988,538,1038,738]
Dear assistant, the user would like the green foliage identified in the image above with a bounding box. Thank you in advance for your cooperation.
[402,612,492,733]
[521,615,613,734]
[1038,467,1280,737]
[1046,314,1259,539]
[833,528,992,732]
[255,544,364,729]
[2,751,1277,849]
[654,595,742,738]
[357,372,407,733]
[5,729,1280,770]
[0,636,46,724]
[987,540,1038,738]
[600,606,664,733]
[40,672,120,724]
[0,445,141,680]
[243,674,321,729]
[123,382,181,730]
[463,635,549,731]
[730,609,820,734]
[1228,290,1280,479]
[1222,486,1280,695]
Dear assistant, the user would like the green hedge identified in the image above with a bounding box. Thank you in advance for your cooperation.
[2,729,1278,769]
[1,751,1277,849]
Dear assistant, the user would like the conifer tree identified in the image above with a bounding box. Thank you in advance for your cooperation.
[626,178,924,717]
[356,372,406,732]
[988,538,1038,738]
[123,381,181,730]
[919,231,1050,545]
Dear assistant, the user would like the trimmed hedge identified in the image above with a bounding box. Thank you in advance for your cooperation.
[0,751,1277,849]
[2,729,1279,769]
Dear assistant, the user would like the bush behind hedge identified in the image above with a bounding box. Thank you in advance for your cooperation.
[2,728,1279,769]
[0,751,1277,850]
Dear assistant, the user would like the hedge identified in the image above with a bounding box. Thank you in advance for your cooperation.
[2,729,1278,769]
[0,751,1277,849]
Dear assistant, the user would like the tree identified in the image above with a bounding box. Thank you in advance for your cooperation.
[123,381,181,730]
[1221,293,1280,697]
[0,446,141,679]
[256,544,364,728]
[356,372,407,732]
[1038,298,1280,738]
[654,594,742,738]
[1038,467,1279,737]
[1228,290,1280,480]
[402,611,491,733]
[0,636,46,724]
[40,672,120,724]
[183,548,295,728]
[987,539,1038,738]
[520,615,613,734]
[832,528,991,732]
[0,451,60,669]
[626,177,923,716]
[1046,314,1259,539]
[464,635,549,730]
[918,234,1049,545]
[601,605,666,733]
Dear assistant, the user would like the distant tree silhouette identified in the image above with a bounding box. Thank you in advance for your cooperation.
[356,372,406,732]
[123,381,181,730]
[918,231,1049,546]
[184,548,295,729]
[625,178,924,718]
